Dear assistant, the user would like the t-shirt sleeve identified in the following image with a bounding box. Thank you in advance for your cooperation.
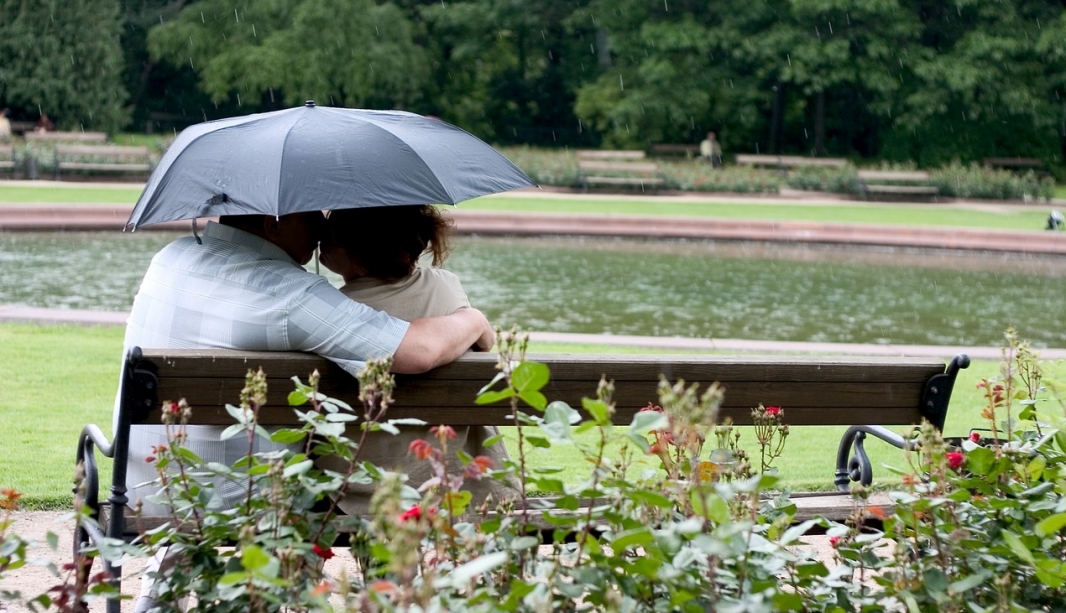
[286,276,410,375]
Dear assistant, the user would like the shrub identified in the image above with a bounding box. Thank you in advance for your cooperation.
[660,160,782,193]
[4,328,1064,612]
[930,162,1054,201]
[784,166,861,195]
[497,146,581,188]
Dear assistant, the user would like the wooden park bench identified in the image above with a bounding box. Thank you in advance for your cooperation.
[24,130,107,143]
[735,154,848,173]
[983,157,1049,178]
[0,143,14,177]
[54,144,152,180]
[650,143,700,158]
[576,150,666,191]
[857,170,939,201]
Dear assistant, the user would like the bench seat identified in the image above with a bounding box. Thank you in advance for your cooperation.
[55,144,151,180]
[577,151,665,191]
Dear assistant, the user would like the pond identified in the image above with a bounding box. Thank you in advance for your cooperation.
[1,231,1063,349]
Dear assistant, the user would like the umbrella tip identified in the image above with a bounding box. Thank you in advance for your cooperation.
[305,100,316,107]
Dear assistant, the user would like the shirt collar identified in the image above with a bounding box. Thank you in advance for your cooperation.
[202,221,299,265]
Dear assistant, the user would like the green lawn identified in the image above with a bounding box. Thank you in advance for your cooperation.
[465,195,1052,231]
[3,322,1061,509]
[0,184,1055,231]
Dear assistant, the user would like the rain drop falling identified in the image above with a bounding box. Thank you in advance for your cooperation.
[828,21,832,34]
[189,57,194,69]
[269,88,275,102]
[237,94,241,106]
[200,11,204,23]
[370,63,375,73]
[376,26,380,36]
[234,8,239,22]
[548,50,553,60]
[619,74,624,90]
[664,0,668,10]
[252,24,256,37]
[787,54,791,66]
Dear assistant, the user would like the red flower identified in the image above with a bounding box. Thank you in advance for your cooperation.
[829,536,841,548]
[0,488,22,511]
[430,425,457,440]
[969,432,981,444]
[471,455,494,474]
[400,506,422,522]
[408,439,433,460]
[946,451,965,470]
[765,406,781,417]
[312,544,334,560]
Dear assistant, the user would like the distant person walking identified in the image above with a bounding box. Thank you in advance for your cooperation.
[0,109,11,142]
[700,131,722,168]
[34,114,53,132]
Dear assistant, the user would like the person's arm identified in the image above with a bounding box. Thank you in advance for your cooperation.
[391,307,495,374]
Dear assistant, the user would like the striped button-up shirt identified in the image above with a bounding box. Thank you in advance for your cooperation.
[120,221,410,511]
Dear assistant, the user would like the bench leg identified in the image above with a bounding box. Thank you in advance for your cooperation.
[834,425,911,491]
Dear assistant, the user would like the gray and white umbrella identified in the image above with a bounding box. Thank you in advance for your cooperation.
[126,101,536,230]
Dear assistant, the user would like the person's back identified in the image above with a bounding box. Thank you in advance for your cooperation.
[320,205,512,513]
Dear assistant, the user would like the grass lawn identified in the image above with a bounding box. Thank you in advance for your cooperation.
[3,322,1061,509]
[0,184,1055,231]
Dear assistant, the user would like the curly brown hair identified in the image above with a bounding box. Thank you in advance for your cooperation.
[325,205,453,283]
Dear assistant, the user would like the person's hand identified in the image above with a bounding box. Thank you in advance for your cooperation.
[472,316,496,352]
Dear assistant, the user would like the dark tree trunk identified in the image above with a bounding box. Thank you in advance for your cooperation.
[814,90,826,156]
[769,81,786,154]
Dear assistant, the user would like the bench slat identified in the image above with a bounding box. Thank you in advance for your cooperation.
[577,161,662,173]
[139,351,945,428]
[856,170,930,181]
[863,185,939,194]
[576,150,646,160]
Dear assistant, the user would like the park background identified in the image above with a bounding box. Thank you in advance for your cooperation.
[4,0,1066,174]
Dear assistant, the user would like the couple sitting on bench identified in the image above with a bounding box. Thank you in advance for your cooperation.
[121,205,511,612]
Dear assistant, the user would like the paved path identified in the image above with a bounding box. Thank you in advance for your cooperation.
[4,203,1066,255]
[2,304,1063,360]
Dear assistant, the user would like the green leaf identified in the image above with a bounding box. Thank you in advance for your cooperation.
[612,527,653,550]
[691,491,730,524]
[630,410,668,435]
[582,398,611,426]
[509,536,540,550]
[445,551,509,586]
[483,433,506,447]
[544,401,579,425]
[511,361,549,394]
[1036,513,1066,537]
[219,424,246,441]
[518,389,548,411]
[525,436,551,449]
[240,545,271,571]
[1001,531,1036,564]
[269,429,306,444]
[287,390,309,407]
[966,446,997,476]
[282,459,313,478]
[476,388,515,405]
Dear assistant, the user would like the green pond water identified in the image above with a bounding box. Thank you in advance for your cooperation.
[1,231,1063,349]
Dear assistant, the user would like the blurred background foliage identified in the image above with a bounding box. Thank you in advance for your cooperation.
[1,0,1066,169]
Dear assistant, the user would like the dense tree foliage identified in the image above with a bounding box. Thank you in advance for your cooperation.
[0,0,127,132]
[2,0,1065,164]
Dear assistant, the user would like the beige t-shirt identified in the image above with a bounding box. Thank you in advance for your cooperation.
[339,267,470,322]
[323,266,513,515]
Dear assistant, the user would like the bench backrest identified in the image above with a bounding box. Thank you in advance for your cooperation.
[575,160,662,174]
[736,154,847,168]
[25,131,107,143]
[650,144,699,157]
[55,144,150,158]
[0,143,12,157]
[123,349,964,431]
[857,170,930,181]
[576,150,646,161]
[983,157,1042,167]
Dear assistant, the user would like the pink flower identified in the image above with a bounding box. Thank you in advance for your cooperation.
[969,432,981,444]
[946,452,965,470]
[765,406,781,417]
[829,536,841,548]
[312,544,334,560]
[400,506,422,522]
[471,455,493,474]
[430,425,457,440]
[408,439,433,460]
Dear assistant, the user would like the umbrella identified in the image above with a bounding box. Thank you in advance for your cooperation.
[125,101,536,230]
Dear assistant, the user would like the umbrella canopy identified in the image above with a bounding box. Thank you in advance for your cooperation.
[126,102,536,230]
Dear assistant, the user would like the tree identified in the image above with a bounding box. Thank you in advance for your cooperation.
[147,0,429,112]
[0,0,128,132]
